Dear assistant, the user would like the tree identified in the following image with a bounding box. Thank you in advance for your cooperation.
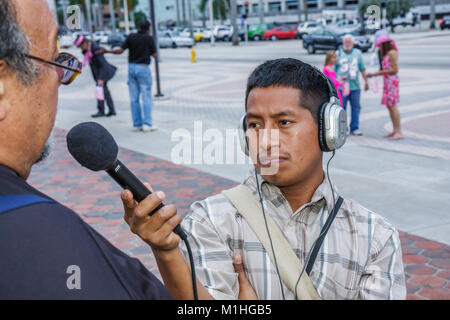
[134,10,148,27]
[358,0,413,33]
[199,0,228,21]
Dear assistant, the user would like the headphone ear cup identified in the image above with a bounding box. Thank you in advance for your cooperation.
[318,103,331,152]
[238,115,249,156]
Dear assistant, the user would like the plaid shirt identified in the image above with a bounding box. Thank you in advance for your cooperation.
[180,171,406,300]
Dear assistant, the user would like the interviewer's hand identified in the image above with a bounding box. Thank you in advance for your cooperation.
[233,254,258,300]
[121,183,182,253]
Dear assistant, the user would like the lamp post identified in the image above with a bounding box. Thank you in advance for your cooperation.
[209,0,215,46]
[123,0,130,34]
[149,0,164,97]
[108,0,116,33]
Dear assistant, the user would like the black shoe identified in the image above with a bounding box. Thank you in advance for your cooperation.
[91,112,106,118]
[106,112,116,117]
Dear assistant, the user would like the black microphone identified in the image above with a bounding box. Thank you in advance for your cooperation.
[66,121,187,240]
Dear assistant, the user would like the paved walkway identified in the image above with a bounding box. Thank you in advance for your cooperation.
[28,128,450,300]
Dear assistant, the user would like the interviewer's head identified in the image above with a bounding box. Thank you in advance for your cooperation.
[0,0,59,179]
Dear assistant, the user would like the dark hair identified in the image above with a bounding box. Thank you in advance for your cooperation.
[245,58,329,123]
[139,20,151,32]
[0,0,38,85]
[379,41,394,58]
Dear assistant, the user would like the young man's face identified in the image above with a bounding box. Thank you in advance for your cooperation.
[245,86,323,188]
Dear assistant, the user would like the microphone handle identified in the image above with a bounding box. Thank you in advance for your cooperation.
[106,159,186,239]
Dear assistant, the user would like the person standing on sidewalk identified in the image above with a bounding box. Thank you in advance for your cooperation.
[335,34,370,136]
[369,35,403,140]
[74,35,117,118]
[105,20,157,132]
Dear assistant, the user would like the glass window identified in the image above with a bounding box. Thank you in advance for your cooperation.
[286,1,298,10]
[252,3,259,13]
[268,2,281,13]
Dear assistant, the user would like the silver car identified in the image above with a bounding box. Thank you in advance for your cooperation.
[157,31,194,49]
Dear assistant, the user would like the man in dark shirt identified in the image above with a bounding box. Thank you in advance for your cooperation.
[106,20,158,132]
[0,0,171,299]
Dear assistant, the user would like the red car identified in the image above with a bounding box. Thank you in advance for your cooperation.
[263,26,297,40]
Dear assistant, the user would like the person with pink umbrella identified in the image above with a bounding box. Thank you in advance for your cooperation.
[368,35,403,140]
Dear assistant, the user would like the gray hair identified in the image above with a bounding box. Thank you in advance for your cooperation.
[0,0,38,85]
[343,34,355,43]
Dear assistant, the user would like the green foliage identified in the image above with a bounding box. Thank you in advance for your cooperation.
[134,10,148,26]
[199,0,228,20]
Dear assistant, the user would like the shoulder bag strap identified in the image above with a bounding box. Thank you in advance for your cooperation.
[222,185,321,300]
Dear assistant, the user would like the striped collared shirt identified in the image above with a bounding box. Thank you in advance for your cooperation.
[180,171,406,300]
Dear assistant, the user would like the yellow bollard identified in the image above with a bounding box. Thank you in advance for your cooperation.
[191,48,196,63]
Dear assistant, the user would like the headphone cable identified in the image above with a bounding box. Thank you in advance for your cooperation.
[294,150,336,300]
[255,168,286,300]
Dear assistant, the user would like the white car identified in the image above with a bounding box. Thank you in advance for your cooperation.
[213,25,233,41]
[157,31,194,48]
[201,28,212,42]
[93,31,109,44]
[297,21,325,39]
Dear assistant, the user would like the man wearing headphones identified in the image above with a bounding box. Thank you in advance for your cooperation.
[121,58,406,300]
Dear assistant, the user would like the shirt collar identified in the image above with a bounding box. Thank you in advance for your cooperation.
[242,169,341,217]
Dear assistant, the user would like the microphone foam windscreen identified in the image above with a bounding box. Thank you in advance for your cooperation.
[66,122,119,171]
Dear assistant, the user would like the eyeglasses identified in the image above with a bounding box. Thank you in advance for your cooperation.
[25,52,82,85]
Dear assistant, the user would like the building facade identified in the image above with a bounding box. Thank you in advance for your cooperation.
[135,0,450,27]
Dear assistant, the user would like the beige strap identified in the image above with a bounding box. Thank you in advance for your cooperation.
[222,185,321,300]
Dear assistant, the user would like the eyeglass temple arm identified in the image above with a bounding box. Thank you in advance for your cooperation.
[25,54,81,74]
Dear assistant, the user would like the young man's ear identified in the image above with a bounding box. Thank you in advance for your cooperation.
[0,60,10,121]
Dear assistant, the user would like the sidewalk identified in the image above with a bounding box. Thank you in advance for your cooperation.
[29,128,450,300]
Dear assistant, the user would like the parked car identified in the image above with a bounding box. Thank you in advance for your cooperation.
[392,10,420,27]
[157,31,194,48]
[221,26,246,42]
[247,23,273,41]
[263,26,297,41]
[302,28,372,54]
[296,20,325,39]
[107,34,125,48]
[440,15,450,30]
[200,28,212,42]
[212,25,233,41]
[179,28,204,42]
[93,31,109,44]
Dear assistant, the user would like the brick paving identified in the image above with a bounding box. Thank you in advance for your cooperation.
[28,128,449,300]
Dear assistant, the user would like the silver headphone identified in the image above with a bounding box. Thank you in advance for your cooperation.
[238,72,347,154]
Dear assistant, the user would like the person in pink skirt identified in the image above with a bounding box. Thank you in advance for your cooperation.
[368,35,403,140]
[323,50,344,107]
